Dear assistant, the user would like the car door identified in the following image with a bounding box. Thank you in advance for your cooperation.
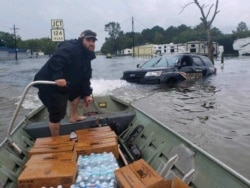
[178,55,197,80]
[191,56,207,78]
[179,55,207,80]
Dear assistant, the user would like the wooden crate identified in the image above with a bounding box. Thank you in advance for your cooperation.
[115,159,190,188]
[18,161,77,188]
[74,137,119,158]
[29,143,74,157]
[115,159,165,188]
[33,135,72,147]
[77,130,117,142]
[128,159,164,188]
[115,165,145,188]
[75,126,112,135]
[25,151,77,167]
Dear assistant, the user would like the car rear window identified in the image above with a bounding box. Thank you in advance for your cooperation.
[193,56,205,66]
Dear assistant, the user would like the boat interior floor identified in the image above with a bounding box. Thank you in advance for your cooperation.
[24,110,136,139]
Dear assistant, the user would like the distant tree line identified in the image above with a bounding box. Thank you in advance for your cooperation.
[101,21,250,56]
[0,32,56,55]
[0,21,249,56]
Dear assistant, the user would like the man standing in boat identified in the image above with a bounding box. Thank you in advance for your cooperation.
[33,30,97,136]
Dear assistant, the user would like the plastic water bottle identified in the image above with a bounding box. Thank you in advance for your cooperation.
[69,130,78,142]
[79,181,86,187]
[75,152,119,188]
[70,184,80,188]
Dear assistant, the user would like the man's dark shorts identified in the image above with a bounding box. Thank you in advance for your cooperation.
[38,86,82,123]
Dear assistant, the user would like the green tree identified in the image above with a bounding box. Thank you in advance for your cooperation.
[236,21,248,32]
[232,21,250,38]
[0,31,17,48]
[19,38,56,55]
[173,29,196,43]
[101,37,115,54]
[164,26,178,43]
[177,24,190,33]
[141,29,154,43]
[101,19,250,56]
[217,34,237,55]
[104,22,121,55]
[154,32,164,44]
[141,26,165,44]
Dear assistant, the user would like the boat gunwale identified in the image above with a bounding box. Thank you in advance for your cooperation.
[131,103,250,186]
[0,105,45,147]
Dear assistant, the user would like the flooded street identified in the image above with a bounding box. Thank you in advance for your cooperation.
[0,55,250,179]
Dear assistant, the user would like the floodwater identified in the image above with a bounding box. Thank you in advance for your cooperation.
[0,55,249,179]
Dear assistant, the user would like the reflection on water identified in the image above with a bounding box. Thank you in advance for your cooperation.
[0,56,250,179]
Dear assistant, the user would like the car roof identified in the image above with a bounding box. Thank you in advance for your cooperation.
[161,53,207,58]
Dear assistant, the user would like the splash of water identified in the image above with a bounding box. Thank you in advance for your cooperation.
[15,79,130,109]
[91,79,129,96]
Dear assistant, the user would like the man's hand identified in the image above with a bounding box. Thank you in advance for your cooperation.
[84,96,93,107]
[55,79,67,87]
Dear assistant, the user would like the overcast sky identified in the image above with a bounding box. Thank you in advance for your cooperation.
[1,0,249,50]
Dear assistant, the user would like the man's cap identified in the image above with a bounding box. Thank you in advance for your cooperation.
[80,30,97,40]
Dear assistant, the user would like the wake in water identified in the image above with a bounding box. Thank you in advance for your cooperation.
[91,79,129,96]
[14,78,160,110]
[14,79,132,109]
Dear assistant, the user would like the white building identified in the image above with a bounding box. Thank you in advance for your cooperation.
[186,41,219,56]
[119,48,132,56]
[123,48,132,55]
[155,41,220,56]
[133,41,222,57]
[233,37,250,55]
[153,43,187,55]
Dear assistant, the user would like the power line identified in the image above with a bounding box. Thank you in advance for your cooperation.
[119,16,151,32]
[10,24,19,60]
[133,17,151,31]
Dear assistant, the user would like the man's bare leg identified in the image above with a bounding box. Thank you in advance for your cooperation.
[49,122,60,136]
[70,97,86,123]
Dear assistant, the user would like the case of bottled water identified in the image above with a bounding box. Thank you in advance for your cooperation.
[71,152,119,188]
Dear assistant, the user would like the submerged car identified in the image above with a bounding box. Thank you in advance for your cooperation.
[122,53,216,85]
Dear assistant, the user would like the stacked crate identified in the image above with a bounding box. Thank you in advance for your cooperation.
[19,135,77,187]
[74,126,119,159]
[115,159,190,188]
[28,135,74,157]
[18,126,189,188]
[115,159,165,188]
[18,126,119,188]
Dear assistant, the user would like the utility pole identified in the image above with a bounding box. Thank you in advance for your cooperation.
[132,17,135,57]
[11,24,19,60]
